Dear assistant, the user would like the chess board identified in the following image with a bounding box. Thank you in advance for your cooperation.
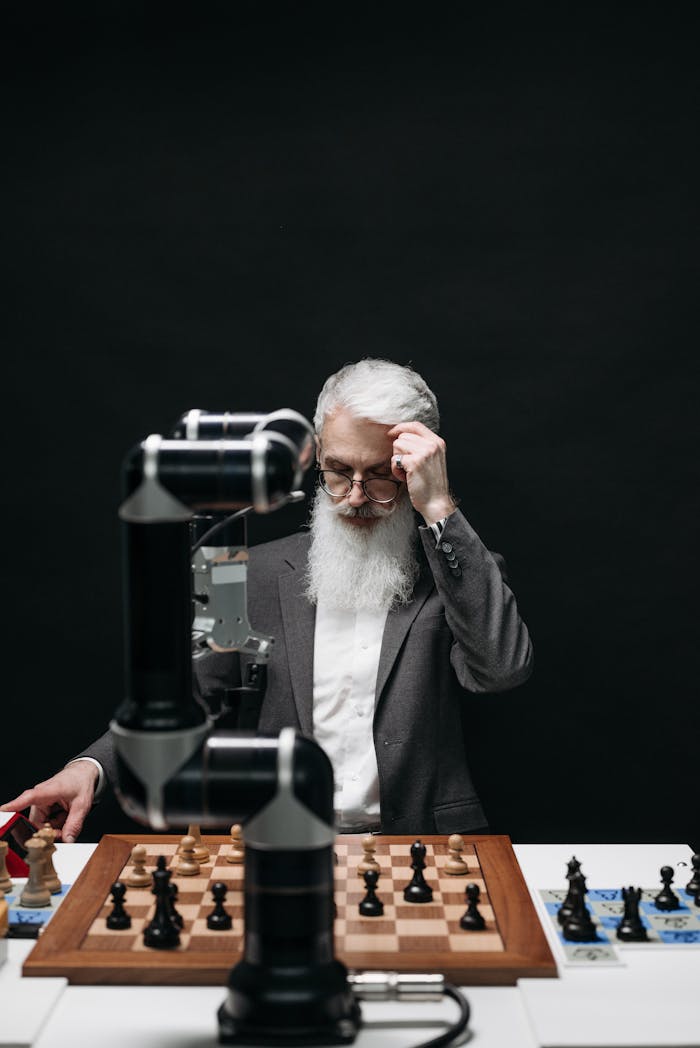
[23,833,556,985]
[538,887,700,966]
[2,881,72,938]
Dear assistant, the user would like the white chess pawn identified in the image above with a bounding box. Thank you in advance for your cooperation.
[185,824,210,864]
[126,844,152,888]
[0,841,12,894]
[38,824,62,894]
[226,824,245,865]
[357,835,381,877]
[173,836,200,876]
[19,838,51,907]
[444,834,470,875]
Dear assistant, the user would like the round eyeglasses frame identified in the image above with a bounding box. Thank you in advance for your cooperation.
[316,468,402,504]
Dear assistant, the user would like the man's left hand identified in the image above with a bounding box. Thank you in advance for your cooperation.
[387,421,456,525]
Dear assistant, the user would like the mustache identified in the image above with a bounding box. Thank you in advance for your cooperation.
[329,501,394,520]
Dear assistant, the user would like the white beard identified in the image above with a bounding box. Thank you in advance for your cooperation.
[305,488,419,612]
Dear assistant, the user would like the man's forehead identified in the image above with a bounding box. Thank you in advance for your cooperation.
[319,410,394,464]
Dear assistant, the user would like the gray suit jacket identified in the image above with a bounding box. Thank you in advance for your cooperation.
[81,510,533,834]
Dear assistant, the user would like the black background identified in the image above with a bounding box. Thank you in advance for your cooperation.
[3,5,698,846]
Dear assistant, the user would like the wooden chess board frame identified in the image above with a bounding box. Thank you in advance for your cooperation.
[23,833,556,986]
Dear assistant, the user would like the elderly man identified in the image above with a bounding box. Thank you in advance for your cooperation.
[3,359,532,837]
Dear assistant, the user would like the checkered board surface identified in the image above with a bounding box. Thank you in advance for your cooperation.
[538,887,700,966]
[3,882,72,937]
[23,834,557,985]
[87,842,246,955]
[333,839,501,957]
[85,839,501,958]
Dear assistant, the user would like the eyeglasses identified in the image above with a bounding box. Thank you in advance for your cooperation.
[316,469,402,504]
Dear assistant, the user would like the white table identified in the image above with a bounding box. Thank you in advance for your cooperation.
[2,843,698,1048]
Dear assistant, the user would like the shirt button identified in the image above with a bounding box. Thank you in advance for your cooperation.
[352,774,359,781]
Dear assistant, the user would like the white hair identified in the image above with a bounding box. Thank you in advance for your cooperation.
[313,359,440,434]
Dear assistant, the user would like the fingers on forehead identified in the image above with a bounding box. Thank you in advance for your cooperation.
[387,421,428,436]
[392,431,421,447]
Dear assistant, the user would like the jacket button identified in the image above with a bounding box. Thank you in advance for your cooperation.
[441,542,453,553]
[450,565,462,577]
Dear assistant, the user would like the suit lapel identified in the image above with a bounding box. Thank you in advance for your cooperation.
[278,553,316,736]
[375,555,434,706]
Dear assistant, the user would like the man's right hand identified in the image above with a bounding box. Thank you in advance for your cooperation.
[0,761,98,842]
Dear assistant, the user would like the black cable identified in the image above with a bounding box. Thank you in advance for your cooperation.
[190,491,306,554]
[190,506,252,554]
[409,984,471,1048]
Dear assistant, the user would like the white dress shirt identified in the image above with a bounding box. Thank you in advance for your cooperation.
[312,601,388,830]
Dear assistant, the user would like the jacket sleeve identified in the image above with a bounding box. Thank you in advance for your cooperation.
[73,730,118,786]
[419,510,533,692]
[70,650,242,792]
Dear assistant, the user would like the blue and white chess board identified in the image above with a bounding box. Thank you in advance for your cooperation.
[4,882,72,937]
[537,886,700,965]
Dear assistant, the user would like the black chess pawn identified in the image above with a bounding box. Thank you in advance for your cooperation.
[460,883,486,931]
[561,873,598,942]
[169,883,184,928]
[557,857,584,926]
[403,840,433,903]
[616,886,648,942]
[106,881,131,930]
[359,869,384,917]
[685,854,700,897]
[143,855,181,949]
[207,882,233,931]
[654,866,680,911]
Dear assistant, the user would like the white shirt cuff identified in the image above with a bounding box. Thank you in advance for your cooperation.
[65,757,106,801]
[420,515,450,548]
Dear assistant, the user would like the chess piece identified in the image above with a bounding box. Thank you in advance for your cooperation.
[460,883,486,930]
[106,881,132,930]
[168,883,184,928]
[444,834,469,875]
[0,888,8,938]
[654,866,680,911]
[685,854,700,896]
[186,824,210,864]
[561,872,598,941]
[403,840,433,903]
[357,835,380,877]
[19,838,51,907]
[126,845,152,888]
[207,882,233,930]
[37,824,62,894]
[557,856,583,926]
[143,856,180,949]
[0,841,13,893]
[359,869,384,917]
[616,886,648,942]
[226,824,245,865]
[173,836,200,876]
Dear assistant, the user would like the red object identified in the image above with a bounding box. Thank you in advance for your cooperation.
[1,811,38,876]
